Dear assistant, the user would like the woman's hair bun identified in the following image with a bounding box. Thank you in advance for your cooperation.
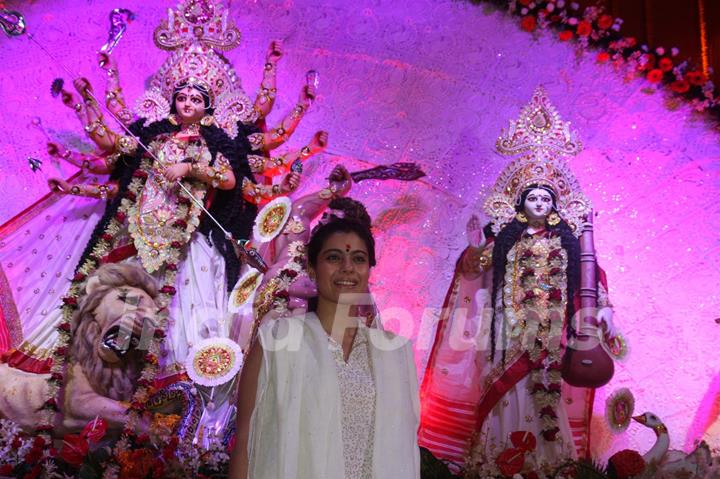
[327,197,372,229]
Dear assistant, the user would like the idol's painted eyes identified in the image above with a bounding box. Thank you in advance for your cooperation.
[527,194,552,203]
[176,94,203,104]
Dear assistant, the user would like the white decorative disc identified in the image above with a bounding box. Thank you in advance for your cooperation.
[185,337,243,387]
[253,196,292,243]
[227,269,263,313]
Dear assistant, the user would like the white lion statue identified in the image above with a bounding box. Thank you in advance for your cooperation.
[0,264,158,434]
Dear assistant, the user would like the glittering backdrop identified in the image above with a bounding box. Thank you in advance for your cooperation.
[1,0,719,460]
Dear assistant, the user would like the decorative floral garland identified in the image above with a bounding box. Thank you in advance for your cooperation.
[253,240,307,321]
[503,234,567,442]
[476,0,718,113]
[38,154,205,466]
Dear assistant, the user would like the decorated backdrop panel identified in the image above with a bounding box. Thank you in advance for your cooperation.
[0,0,719,460]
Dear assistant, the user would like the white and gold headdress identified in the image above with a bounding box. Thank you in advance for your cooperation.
[134,0,255,135]
[483,87,591,237]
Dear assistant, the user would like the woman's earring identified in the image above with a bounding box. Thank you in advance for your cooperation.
[168,114,179,126]
[516,212,528,223]
[547,212,560,226]
[200,115,215,127]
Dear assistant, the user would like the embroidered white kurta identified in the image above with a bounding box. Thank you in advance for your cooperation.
[249,312,420,479]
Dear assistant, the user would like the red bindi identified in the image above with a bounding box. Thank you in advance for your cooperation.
[345,244,351,252]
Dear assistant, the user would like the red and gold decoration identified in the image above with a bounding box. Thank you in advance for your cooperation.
[186,337,243,387]
[253,196,292,243]
[606,388,635,433]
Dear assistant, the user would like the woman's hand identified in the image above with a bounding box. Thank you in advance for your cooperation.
[466,214,486,249]
[48,177,71,194]
[280,171,301,193]
[163,163,191,183]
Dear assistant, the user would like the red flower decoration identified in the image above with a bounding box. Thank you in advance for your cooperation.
[50,372,63,383]
[549,267,562,276]
[36,424,54,433]
[532,383,547,394]
[541,427,560,441]
[576,20,592,37]
[686,70,707,86]
[115,211,127,223]
[658,57,673,72]
[57,321,71,332]
[178,196,191,205]
[548,249,562,260]
[101,233,113,242]
[646,69,664,83]
[54,346,68,356]
[173,219,188,228]
[81,417,108,444]
[559,30,573,42]
[608,449,646,479]
[495,447,525,476]
[521,249,534,259]
[125,191,137,202]
[522,290,536,302]
[518,0,531,5]
[72,272,86,282]
[154,328,166,338]
[160,285,177,295]
[521,268,535,279]
[548,288,562,302]
[166,263,178,271]
[670,79,690,94]
[59,434,89,467]
[596,52,610,63]
[133,170,148,179]
[597,14,613,30]
[62,297,77,306]
[520,15,537,33]
[285,269,298,278]
[540,406,557,419]
[510,431,537,452]
[548,383,562,394]
[170,241,182,249]
[44,397,58,410]
[25,445,43,463]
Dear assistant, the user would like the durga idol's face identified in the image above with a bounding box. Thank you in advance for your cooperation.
[174,86,206,125]
[523,188,554,222]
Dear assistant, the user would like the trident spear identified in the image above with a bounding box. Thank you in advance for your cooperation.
[1,7,270,272]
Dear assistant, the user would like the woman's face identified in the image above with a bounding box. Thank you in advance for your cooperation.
[174,86,206,125]
[523,188,554,221]
[309,231,371,306]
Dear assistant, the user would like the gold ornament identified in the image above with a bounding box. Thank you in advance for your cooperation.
[547,212,561,226]
[483,87,592,238]
[168,114,179,126]
[516,212,528,223]
[200,115,215,127]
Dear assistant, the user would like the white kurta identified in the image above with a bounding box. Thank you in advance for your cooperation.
[249,313,420,479]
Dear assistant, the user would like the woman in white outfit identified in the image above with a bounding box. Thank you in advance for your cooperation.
[229,197,420,479]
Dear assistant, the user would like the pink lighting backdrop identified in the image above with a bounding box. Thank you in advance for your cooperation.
[0,0,719,460]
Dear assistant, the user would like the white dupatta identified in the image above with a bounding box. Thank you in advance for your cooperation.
[249,312,420,478]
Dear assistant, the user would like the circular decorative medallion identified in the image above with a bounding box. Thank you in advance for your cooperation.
[253,196,292,243]
[606,388,635,433]
[602,332,629,361]
[228,269,263,313]
[186,337,243,387]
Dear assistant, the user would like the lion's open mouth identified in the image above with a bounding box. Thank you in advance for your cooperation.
[101,325,143,357]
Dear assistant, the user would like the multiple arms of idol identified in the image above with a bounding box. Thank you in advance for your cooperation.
[46,41,328,203]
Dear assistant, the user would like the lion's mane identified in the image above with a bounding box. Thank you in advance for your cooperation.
[69,264,158,401]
